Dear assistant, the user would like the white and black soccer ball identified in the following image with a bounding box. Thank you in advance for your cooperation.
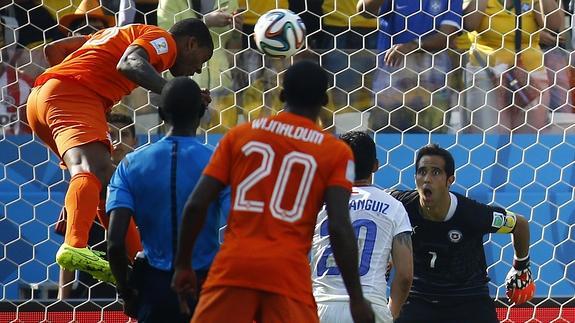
[253,9,306,58]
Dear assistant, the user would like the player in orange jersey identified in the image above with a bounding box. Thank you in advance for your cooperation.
[26,18,214,283]
[172,61,375,323]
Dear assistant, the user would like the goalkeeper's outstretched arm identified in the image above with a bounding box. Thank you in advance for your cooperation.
[511,214,530,260]
[505,213,534,305]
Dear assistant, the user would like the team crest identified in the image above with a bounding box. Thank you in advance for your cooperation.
[448,230,462,243]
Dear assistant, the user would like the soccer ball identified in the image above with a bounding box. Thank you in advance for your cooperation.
[253,9,306,58]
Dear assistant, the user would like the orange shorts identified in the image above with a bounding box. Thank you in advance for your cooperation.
[26,78,112,160]
[192,286,319,323]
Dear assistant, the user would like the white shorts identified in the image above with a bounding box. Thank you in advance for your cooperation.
[317,301,393,323]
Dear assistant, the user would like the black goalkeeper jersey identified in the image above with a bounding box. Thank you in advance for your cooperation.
[391,190,508,298]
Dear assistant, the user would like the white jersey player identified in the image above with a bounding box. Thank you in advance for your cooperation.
[311,131,413,322]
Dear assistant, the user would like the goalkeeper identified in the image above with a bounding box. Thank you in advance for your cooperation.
[389,144,533,323]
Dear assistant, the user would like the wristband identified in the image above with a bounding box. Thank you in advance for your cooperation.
[513,255,530,270]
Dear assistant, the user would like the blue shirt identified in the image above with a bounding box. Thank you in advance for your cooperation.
[107,136,230,272]
[377,0,463,51]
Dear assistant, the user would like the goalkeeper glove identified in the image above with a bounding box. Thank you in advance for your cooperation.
[505,256,535,305]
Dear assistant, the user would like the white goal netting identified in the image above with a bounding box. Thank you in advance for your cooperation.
[0,0,574,322]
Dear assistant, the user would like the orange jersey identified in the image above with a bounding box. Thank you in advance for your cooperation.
[35,24,177,107]
[203,112,355,306]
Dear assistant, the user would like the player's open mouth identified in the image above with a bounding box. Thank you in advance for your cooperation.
[423,188,432,199]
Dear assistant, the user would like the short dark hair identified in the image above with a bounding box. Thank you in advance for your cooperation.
[169,18,213,49]
[107,113,135,138]
[280,60,328,110]
[159,77,204,126]
[415,144,455,178]
[340,131,376,181]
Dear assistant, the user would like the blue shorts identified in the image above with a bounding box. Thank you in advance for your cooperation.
[133,260,208,323]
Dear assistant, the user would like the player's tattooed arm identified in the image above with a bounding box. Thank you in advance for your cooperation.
[393,231,413,246]
[44,36,89,66]
[117,45,167,94]
[389,231,413,320]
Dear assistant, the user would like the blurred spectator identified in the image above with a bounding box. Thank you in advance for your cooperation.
[447,30,477,131]
[135,0,159,25]
[359,0,462,133]
[1,0,63,48]
[464,0,562,133]
[229,1,322,130]
[118,0,137,26]
[58,0,116,36]
[570,0,575,113]
[0,16,33,135]
[290,0,323,48]
[120,0,158,25]
[540,0,571,114]
[41,0,83,20]
[158,0,241,133]
[1,0,64,79]
[320,0,378,133]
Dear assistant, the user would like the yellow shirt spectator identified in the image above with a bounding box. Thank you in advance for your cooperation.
[239,0,289,26]
[43,0,86,23]
[473,0,543,71]
[454,31,477,53]
[322,0,376,29]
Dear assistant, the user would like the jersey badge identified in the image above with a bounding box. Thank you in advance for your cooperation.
[492,212,505,229]
[150,37,169,55]
[494,211,517,233]
[448,229,462,243]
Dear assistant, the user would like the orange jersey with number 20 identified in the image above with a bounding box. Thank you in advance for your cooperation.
[203,112,355,306]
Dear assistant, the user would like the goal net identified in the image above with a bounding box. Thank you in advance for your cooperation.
[1,0,574,322]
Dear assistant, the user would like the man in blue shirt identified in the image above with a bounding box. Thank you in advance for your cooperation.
[106,77,230,322]
[358,0,462,133]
